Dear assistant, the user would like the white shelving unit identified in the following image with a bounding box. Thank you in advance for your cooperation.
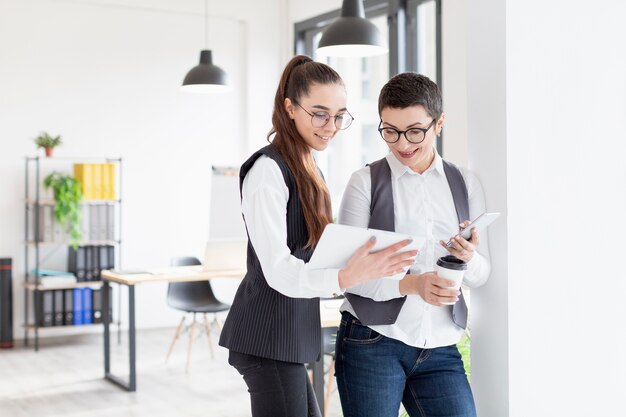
[23,156,123,351]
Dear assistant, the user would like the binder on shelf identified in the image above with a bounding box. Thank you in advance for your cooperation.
[101,165,110,200]
[34,292,41,326]
[53,290,64,326]
[74,163,92,200]
[82,288,93,324]
[84,246,93,281]
[91,245,101,280]
[92,163,102,200]
[80,202,90,241]
[64,289,73,325]
[106,163,116,199]
[36,291,54,327]
[98,204,107,242]
[106,204,115,240]
[72,288,83,325]
[99,245,109,272]
[92,289,102,323]
[100,165,108,201]
[108,245,115,270]
[68,246,87,281]
[89,205,98,241]
[36,205,55,242]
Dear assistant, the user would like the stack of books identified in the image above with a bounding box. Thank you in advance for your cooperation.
[32,268,77,286]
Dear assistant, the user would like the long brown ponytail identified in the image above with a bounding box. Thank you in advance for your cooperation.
[268,55,343,248]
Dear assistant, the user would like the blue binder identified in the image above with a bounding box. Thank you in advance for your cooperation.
[82,288,93,324]
[72,288,83,325]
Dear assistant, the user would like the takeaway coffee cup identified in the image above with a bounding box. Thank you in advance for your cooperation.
[435,255,467,305]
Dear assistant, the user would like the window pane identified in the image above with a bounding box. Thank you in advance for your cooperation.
[416,0,437,81]
[311,15,390,215]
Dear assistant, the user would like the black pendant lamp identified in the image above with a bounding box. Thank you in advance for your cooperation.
[181,0,229,93]
[317,0,388,57]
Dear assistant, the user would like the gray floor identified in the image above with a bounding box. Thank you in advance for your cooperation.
[0,326,341,417]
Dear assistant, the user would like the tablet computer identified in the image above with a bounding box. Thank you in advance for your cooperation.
[445,212,500,246]
[308,223,425,281]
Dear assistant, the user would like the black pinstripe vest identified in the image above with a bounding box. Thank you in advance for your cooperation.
[218,144,321,363]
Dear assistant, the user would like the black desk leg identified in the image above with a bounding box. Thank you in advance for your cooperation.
[312,337,325,415]
[128,285,136,390]
[104,281,110,374]
[103,281,137,391]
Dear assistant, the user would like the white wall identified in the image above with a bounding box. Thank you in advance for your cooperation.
[505,1,626,415]
[0,0,282,334]
[465,0,626,416]
[464,0,508,415]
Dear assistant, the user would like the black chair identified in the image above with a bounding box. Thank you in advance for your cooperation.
[165,256,230,372]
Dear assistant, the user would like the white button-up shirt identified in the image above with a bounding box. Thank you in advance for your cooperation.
[241,155,342,299]
[338,150,491,348]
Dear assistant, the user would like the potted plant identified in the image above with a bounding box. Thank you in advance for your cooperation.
[34,132,62,157]
[43,172,82,248]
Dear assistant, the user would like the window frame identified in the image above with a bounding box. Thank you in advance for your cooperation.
[294,0,442,153]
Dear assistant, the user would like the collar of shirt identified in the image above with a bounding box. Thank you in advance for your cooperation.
[384,147,445,180]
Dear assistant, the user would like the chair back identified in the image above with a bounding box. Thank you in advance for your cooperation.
[167,257,221,311]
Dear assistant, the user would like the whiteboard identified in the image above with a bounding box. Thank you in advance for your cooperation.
[209,166,247,240]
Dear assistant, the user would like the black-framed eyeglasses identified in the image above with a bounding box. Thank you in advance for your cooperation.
[295,102,354,130]
[378,119,437,144]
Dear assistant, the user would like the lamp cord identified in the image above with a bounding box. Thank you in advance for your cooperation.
[204,0,209,49]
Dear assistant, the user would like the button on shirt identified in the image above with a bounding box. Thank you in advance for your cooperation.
[338,151,491,348]
[242,155,342,299]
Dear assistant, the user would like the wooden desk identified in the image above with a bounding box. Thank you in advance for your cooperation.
[100,266,245,392]
[101,266,342,415]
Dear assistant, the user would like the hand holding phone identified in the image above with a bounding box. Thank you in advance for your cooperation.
[445,212,500,247]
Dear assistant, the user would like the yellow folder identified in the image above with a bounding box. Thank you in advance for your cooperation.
[73,163,93,200]
[92,163,102,200]
[107,163,116,200]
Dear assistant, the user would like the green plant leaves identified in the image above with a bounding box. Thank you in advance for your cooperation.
[34,132,62,149]
[43,172,82,248]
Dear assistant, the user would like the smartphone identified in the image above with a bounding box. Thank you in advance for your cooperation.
[445,212,500,246]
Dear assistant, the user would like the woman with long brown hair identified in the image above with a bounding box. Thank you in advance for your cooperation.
[219,55,416,417]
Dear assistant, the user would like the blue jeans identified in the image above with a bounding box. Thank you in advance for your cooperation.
[335,311,476,417]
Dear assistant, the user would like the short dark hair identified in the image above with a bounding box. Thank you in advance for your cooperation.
[378,73,442,119]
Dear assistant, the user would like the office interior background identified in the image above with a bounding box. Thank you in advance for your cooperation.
[1,0,625,416]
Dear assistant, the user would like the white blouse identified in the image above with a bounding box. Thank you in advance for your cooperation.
[241,155,342,299]
[338,150,492,348]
